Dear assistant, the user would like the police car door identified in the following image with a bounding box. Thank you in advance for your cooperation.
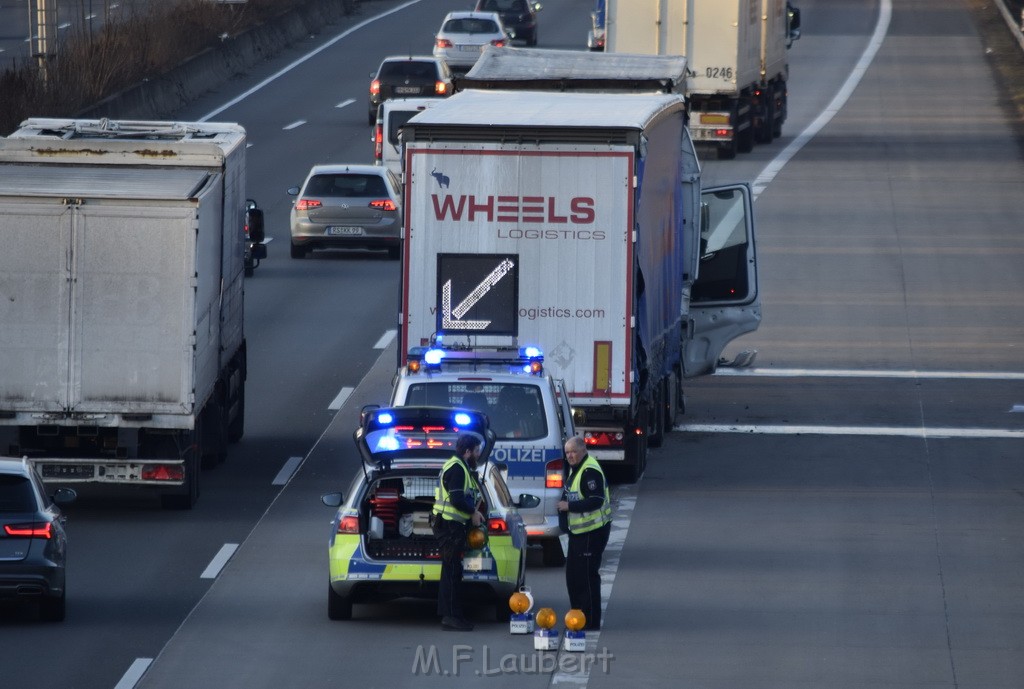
[683,183,761,377]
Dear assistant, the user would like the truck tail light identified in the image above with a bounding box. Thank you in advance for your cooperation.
[141,464,185,481]
[369,79,380,96]
[545,459,563,489]
[369,199,397,211]
[4,522,52,539]
[487,517,509,535]
[337,516,359,534]
[436,38,452,48]
[295,199,322,211]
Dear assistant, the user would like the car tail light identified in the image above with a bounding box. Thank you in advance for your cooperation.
[436,38,453,48]
[295,199,322,211]
[141,464,185,481]
[583,431,625,449]
[491,38,506,47]
[487,517,509,535]
[369,78,380,96]
[337,515,359,534]
[4,522,53,539]
[374,124,383,160]
[545,459,563,489]
[435,81,448,95]
[369,199,397,211]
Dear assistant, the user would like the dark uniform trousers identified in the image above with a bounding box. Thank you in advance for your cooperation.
[436,518,469,618]
[565,521,611,630]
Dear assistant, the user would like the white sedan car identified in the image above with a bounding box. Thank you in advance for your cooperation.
[433,11,509,71]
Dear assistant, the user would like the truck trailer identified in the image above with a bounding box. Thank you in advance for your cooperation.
[397,90,760,481]
[0,118,259,509]
[605,0,801,158]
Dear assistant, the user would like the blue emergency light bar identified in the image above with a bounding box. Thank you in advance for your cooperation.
[406,345,544,375]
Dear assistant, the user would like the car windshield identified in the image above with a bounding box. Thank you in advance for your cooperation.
[403,382,547,440]
[303,173,389,198]
[444,18,499,34]
[379,61,437,80]
[0,474,36,512]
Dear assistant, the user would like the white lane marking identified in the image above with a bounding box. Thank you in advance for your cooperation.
[199,0,424,121]
[676,424,1024,439]
[752,0,892,199]
[336,98,355,109]
[551,486,636,686]
[200,544,239,579]
[1011,405,1024,413]
[272,456,303,486]
[373,329,397,349]
[282,119,306,130]
[114,658,152,689]
[328,386,354,411]
[715,368,1024,380]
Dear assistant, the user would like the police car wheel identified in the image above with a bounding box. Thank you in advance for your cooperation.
[327,583,352,620]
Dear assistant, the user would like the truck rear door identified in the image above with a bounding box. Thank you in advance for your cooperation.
[683,183,761,377]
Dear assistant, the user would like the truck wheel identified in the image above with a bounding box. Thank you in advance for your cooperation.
[227,380,245,443]
[772,86,786,138]
[200,399,228,469]
[648,389,665,449]
[161,436,199,510]
[328,583,352,620]
[717,140,737,160]
[756,94,775,144]
[737,115,755,153]
[541,538,565,567]
[664,373,680,433]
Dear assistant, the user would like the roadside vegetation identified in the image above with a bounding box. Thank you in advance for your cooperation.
[0,0,328,135]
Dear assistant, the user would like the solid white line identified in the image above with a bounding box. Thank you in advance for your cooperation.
[199,0,424,121]
[272,456,303,486]
[676,424,1024,439]
[328,386,354,411]
[714,368,1024,380]
[752,0,892,199]
[1012,405,1024,413]
[374,329,397,349]
[113,658,152,689]
[200,544,239,579]
[283,119,306,130]
[336,98,356,109]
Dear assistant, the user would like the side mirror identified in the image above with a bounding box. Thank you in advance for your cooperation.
[246,207,265,243]
[287,186,300,196]
[52,487,77,506]
[321,492,344,507]
[516,493,541,509]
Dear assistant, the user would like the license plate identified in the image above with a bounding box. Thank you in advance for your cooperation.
[40,463,95,479]
[459,45,482,52]
[395,86,420,94]
[327,226,364,236]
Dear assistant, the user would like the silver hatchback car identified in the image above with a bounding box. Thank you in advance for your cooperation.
[288,164,403,259]
[433,10,509,71]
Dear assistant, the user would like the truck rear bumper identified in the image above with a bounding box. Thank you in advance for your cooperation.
[31,458,186,486]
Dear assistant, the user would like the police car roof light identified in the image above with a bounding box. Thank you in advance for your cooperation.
[453,412,472,426]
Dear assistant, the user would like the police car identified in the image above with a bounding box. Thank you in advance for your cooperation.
[389,343,574,566]
[320,406,538,620]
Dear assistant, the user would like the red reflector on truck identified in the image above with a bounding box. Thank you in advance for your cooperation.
[584,431,624,449]
[141,465,184,481]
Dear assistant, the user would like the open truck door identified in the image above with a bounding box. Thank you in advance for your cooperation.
[682,183,761,377]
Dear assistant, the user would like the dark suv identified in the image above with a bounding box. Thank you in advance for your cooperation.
[474,0,542,46]
[368,56,454,125]
[0,457,76,621]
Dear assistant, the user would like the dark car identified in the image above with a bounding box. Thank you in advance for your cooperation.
[368,56,453,125]
[0,457,76,622]
[474,0,542,46]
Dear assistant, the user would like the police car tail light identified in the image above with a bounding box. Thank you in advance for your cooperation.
[487,518,509,535]
[3,522,52,539]
[337,516,360,534]
[545,459,563,489]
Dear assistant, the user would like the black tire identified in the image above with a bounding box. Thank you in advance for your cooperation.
[494,599,512,622]
[227,378,245,443]
[200,398,227,469]
[664,373,680,435]
[161,436,199,510]
[39,590,66,622]
[772,87,786,139]
[717,139,737,160]
[647,391,665,449]
[328,583,352,620]
[368,109,377,126]
[290,243,307,259]
[541,538,565,567]
[736,114,755,153]
[755,92,775,144]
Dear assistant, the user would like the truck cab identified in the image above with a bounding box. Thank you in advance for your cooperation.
[389,342,573,566]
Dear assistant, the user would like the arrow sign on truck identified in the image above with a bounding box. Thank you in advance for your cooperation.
[436,254,519,336]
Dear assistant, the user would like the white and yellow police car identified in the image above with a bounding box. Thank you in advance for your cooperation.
[321,406,538,620]
[389,343,576,566]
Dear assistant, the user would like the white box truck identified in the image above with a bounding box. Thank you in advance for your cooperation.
[605,0,801,158]
[398,90,760,481]
[0,118,260,509]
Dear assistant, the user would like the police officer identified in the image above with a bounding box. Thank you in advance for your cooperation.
[432,433,485,631]
[557,435,612,631]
